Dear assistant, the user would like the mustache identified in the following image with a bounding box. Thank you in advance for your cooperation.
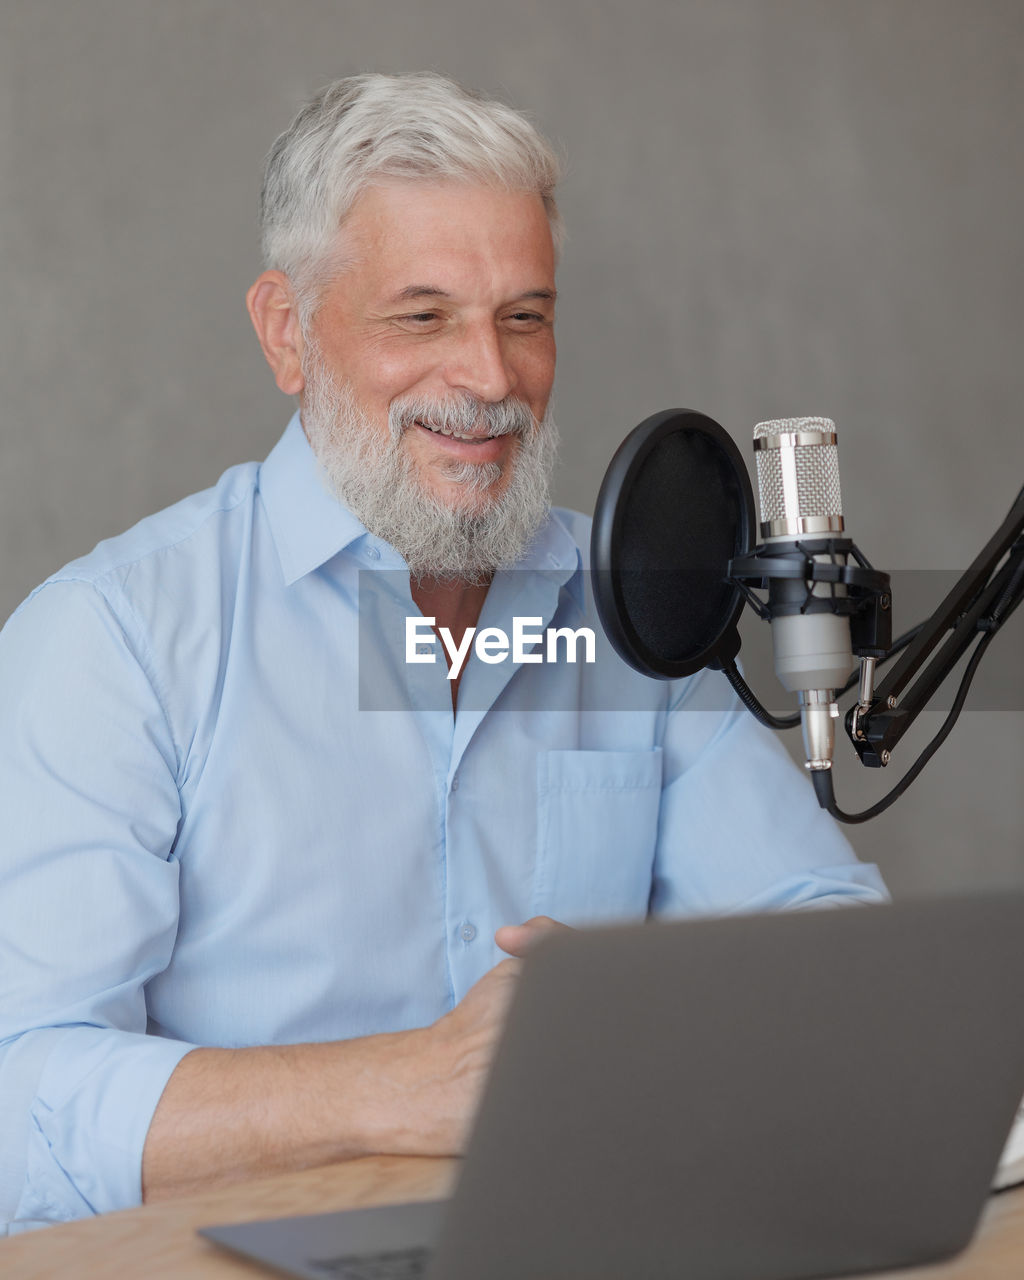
[389,394,537,440]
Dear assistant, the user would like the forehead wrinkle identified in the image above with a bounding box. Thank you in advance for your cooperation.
[390,284,452,303]
[387,284,556,307]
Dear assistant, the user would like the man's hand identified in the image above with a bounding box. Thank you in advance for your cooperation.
[412,956,522,1152]
[143,916,570,1201]
[410,916,570,1150]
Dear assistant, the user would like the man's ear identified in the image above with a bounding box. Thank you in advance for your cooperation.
[246,271,306,396]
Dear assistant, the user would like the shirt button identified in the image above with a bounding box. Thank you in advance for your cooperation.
[460,922,477,942]
[366,545,381,561]
[450,774,460,792]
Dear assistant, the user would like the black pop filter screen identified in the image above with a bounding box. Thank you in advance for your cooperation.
[621,432,739,656]
[592,409,755,679]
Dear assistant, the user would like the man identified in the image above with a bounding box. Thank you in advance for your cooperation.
[0,72,886,1225]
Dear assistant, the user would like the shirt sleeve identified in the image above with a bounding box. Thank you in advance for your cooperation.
[0,578,198,1221]
[649,668,889,917]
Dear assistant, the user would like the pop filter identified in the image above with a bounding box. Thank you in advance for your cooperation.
[591,408,756,679]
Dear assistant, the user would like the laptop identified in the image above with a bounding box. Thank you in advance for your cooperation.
[200,893,1024,1279]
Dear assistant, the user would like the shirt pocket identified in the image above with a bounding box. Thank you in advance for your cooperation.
[533,748,663,926]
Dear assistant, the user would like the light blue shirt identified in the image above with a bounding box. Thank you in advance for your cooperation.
[0,414,886,1223]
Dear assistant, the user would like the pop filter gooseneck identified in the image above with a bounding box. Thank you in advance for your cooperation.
[590,409,754,679]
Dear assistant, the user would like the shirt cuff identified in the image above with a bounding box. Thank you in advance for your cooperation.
[12,1026,197,1220]
[730,860,891,913]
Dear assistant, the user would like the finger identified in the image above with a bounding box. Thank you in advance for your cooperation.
[494,915,570,957]
[493,924,530,957]
[522,915,567,932]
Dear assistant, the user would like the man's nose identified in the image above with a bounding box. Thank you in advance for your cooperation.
[443,321,517,405]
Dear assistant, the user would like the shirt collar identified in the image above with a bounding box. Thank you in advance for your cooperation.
[258,413,371,586]
[513,507,586,614]
[258,411,585,608]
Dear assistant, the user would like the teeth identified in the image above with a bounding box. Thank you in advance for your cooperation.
[418,420,492,442]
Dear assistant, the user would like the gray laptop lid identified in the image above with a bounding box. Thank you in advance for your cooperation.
[202,893,1024,1280]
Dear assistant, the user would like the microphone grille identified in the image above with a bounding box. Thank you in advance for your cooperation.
[753,416,843,530]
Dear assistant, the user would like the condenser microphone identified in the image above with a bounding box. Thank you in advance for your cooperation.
[753,417,855,770]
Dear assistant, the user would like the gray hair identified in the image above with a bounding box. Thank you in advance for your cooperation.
[259,72,564,328]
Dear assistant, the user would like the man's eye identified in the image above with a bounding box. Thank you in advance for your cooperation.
[401,312,441,325]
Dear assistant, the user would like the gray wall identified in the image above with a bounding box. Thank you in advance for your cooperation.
[1,0,1021,895]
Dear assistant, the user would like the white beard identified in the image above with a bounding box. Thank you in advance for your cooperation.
[300,348,559,582]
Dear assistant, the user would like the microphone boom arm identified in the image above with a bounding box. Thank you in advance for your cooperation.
[848,485,1024,768]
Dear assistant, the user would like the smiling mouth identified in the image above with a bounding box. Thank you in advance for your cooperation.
[415,418,500,443]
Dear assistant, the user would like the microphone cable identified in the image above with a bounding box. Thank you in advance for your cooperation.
[814,534,1024,823]
[811,629,996,823]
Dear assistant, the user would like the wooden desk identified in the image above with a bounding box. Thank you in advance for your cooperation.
[2,1158,1022,1279]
